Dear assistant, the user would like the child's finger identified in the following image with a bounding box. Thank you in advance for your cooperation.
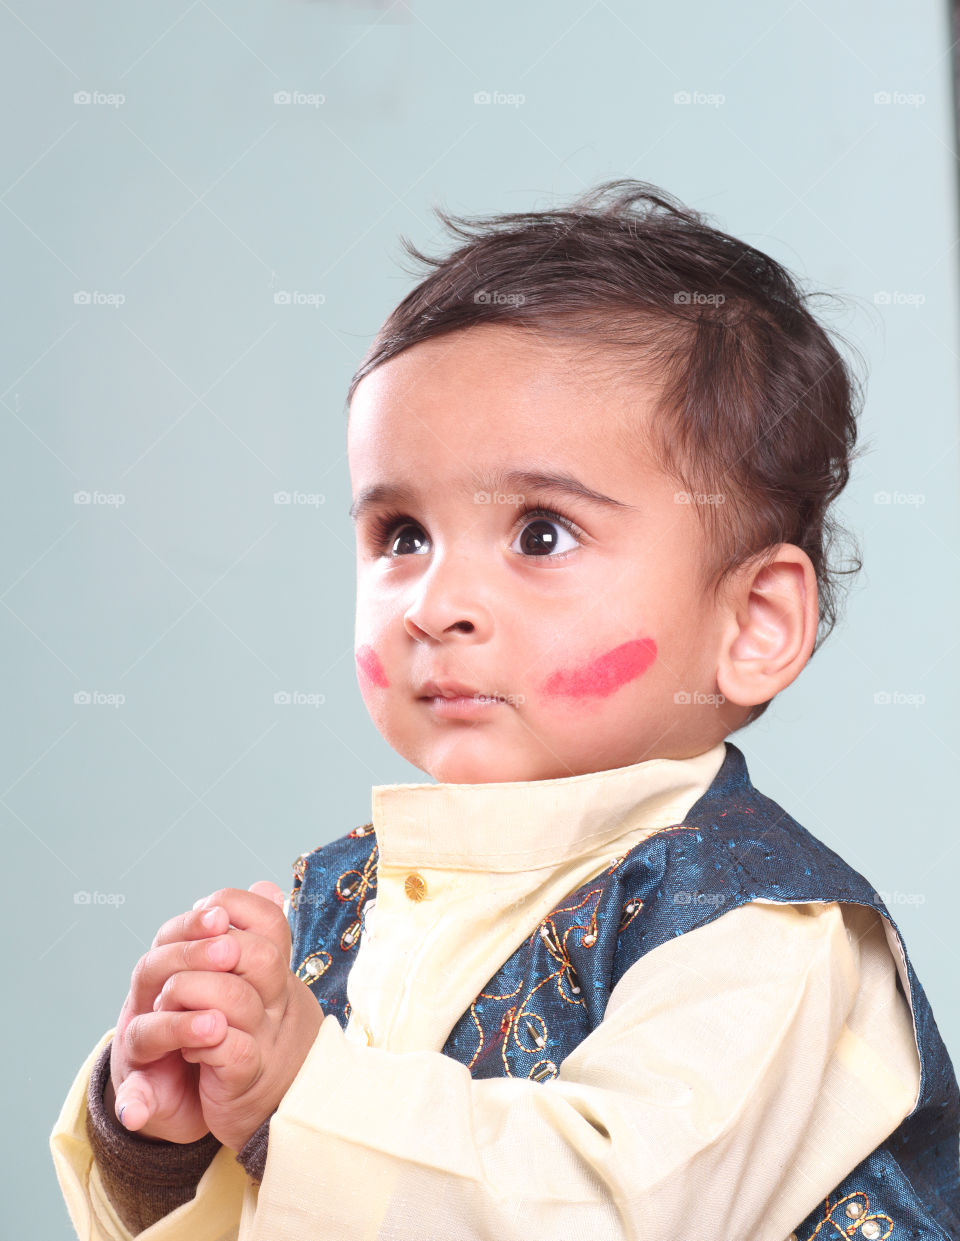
[191,887,290,962]
[129,934,241,1016]
[151,903,230,951]
[113,1067,160,1132]
[248,879,285,909]
[156,970,264,1035]
[121,1007,228,1070]
[181,1025,262,1095]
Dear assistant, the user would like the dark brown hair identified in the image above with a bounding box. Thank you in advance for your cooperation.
[347,180,866,722]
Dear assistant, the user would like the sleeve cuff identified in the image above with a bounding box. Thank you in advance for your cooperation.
[235,1113,272,1184]
[84,1040,223,1235]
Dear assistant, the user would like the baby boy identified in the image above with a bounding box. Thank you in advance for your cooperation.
[52,180,960,1240]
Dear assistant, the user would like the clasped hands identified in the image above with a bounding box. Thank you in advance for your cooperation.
[107,881,323,1153]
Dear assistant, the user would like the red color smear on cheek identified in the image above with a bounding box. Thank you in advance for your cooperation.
[539,638,657,700]
[355,644,390,688]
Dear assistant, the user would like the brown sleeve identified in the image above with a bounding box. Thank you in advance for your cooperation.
[84,1041,222,1235]
[235,1114,271,1183]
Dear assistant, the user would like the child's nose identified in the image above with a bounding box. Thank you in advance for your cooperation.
[401,554,493,643]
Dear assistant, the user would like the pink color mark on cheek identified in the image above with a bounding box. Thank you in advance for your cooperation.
[539,638,658,700]
[355,644,390,689]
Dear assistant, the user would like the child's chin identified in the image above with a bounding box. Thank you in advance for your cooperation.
[424,749,538,786]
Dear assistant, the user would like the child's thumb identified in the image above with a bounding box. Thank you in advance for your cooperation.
[248,879,285,908]
[114,1070,157,1132]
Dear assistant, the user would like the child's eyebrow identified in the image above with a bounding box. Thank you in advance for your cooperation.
[349,468,635,522]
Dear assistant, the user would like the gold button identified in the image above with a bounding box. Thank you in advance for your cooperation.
[404,872,427,901]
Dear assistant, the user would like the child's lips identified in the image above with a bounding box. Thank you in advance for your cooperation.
[419,679,482,700]
[418,679,507,718]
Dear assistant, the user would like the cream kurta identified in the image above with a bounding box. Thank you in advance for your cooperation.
[51,741,921,1240]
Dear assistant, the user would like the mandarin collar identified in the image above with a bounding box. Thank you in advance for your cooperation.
[370,741,728,873]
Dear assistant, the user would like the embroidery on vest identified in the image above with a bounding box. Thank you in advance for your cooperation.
[794,1190,892,1240]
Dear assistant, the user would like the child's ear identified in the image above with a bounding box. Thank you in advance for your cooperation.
[715,545,819,709]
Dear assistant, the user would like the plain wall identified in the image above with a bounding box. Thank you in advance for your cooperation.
[1,1,957,1235]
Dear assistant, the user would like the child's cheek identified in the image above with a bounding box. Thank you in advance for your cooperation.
[536,637,657,702]
[355,644,390,689]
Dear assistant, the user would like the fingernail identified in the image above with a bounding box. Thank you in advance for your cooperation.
[118,1104,126,1126]
[208,938,230,964]
[153,995,161,1011]
[192,895,212,911]
[193,1013,216,1036]
[201,906,221,929]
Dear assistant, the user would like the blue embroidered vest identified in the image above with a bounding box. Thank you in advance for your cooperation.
[288,741,960,1240]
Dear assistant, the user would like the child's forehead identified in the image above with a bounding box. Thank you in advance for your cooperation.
[348,327,660,462]
[354,322,659,410]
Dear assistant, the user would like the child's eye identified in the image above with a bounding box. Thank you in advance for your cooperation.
[509,507,583,558]
[365,505,584,559]
[367,510,429,557]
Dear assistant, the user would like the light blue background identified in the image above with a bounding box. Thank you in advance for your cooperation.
[2,2,958,1235]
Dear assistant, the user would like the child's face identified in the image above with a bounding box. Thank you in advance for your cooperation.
[347,324,731,784]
